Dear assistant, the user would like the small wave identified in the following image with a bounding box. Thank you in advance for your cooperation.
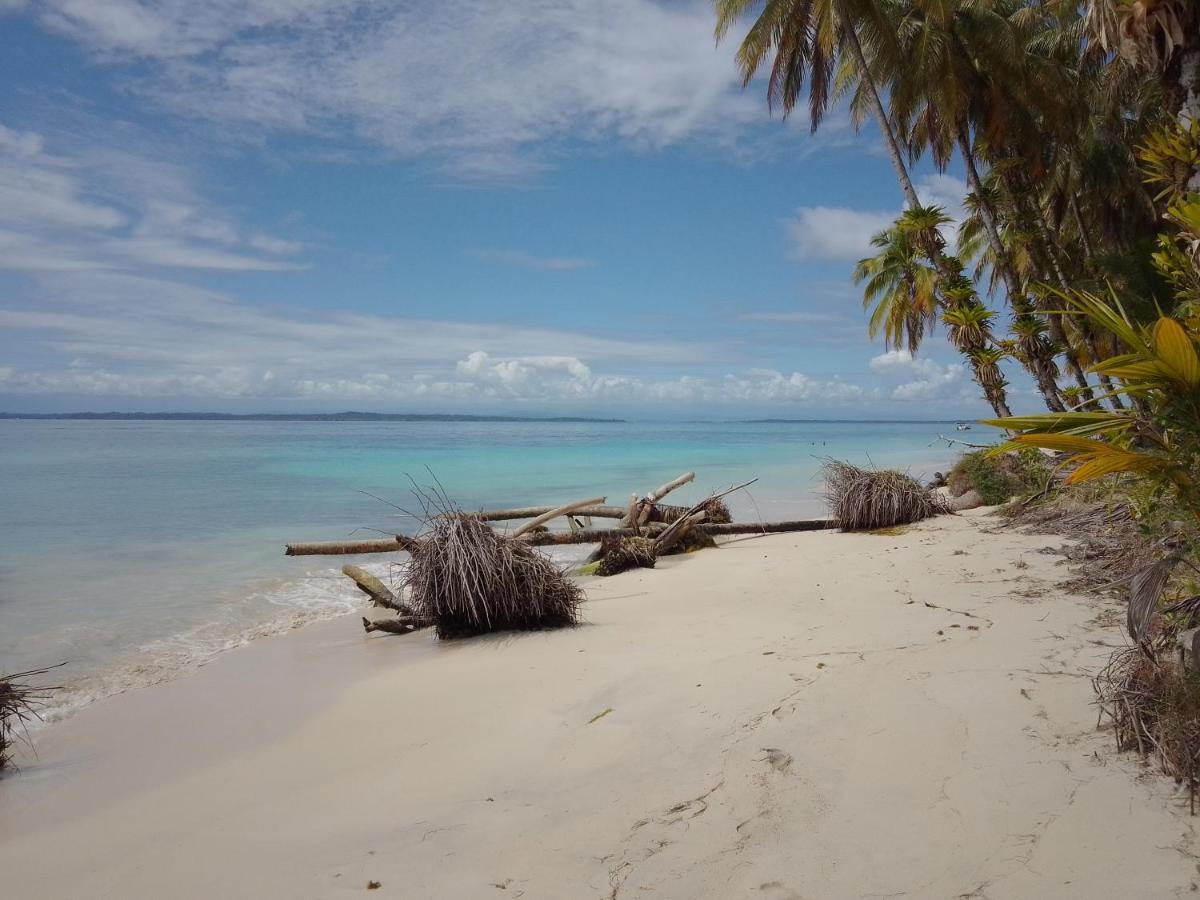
[35,560,402,724]
[34,547,595,725]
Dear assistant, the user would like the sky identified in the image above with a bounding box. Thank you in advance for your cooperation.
[0,0,1040,419]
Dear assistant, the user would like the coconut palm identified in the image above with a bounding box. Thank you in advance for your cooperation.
[853,226,939,353]
[713,0,923,209]
[868,0,1068,410]
[1086,0,1199,187]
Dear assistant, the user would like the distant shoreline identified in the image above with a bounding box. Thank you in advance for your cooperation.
[0,412,626,423]
[1,412,973,425]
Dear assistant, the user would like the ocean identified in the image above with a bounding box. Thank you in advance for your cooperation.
[0,418,965,717]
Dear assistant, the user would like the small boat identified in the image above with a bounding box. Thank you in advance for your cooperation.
[955,423,972,431]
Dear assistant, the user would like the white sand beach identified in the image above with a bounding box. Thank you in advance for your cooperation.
[2,509,1197,899]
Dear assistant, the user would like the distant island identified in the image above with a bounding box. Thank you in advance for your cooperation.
[0,412,625,423]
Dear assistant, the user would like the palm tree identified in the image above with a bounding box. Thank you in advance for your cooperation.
[713,0,922,208]
[853,226,939,353]
[852,206,1016,417]
[1086,0,1200,189]
[878,0,1066,411]
[943,306,1013,418]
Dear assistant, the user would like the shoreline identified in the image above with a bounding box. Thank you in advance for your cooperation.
[3,509,1198,897]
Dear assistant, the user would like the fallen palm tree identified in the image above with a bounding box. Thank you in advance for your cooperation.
[405,512,583,638]
[285,471,865,635]
[822,460,948,531]
[1,665,61,772]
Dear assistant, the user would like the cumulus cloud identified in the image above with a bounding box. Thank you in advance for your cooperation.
[0,269,873,407]
[784,207,896,262]
[870,349,971,402]
[33,0,770,180]
[784,175,972,262]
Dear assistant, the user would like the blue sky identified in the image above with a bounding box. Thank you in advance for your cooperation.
[0,0,1038,419]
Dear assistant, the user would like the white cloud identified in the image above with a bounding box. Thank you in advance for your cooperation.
[784,175,971,262]
[34,0,768,180]
[0,120,305,273]
[784,207,896,262]
[870,349,970,402]
[472,250,596,271]
[0,271,875,406]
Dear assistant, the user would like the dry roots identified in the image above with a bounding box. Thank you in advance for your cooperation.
[1,666,59,772]
[656,497,732,525]
[596,535,658,577]
[1095,648,1200,810]
[403,513,583,638]
[822,460,947,531]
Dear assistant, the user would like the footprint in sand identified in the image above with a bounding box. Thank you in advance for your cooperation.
[761,747,793,773]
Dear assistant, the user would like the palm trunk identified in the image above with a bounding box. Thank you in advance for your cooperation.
[1070,195,1098,262]
[1018,189,1103,410]
[836,0,922,210]
[957,126,1063,412]
[1171,35,1200,189]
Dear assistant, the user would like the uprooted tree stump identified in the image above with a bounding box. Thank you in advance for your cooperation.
[595,535,658,577]
[405,513,583,639]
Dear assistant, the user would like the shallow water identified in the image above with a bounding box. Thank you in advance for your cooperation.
[0,418,964,716]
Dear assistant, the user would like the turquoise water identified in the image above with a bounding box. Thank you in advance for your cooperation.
[0,419,962,715]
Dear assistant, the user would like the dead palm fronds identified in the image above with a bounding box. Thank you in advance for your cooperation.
[1094,648,1200,812]
[404,512,583,639]
[822,460,948,531]
[595,535,657,577]
[1,665,61,772]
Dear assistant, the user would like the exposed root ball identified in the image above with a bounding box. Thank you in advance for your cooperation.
[822,460,947,531]
[404,514,583,638]
[1095,649,1200,808]
[596,535,657,577]
[660,529,717,555]
[656,498,732,525]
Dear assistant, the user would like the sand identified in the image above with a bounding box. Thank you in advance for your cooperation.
[2,508,1198,898]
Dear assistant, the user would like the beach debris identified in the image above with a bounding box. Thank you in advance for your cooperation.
[284,470,873,637]
[822,460,948,531]
[285,517,834,557]
[0,665,62,772]
[595,535,657,577]
[588,707,615,724]
[404,512,583,639]
[342,564,411,614]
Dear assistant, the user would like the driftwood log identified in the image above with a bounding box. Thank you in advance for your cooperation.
[361,615,433,634]
[285,518,832,557]
[342,564,413,614]
[621,472,695,527]
[512,496,606,538]
[287,536,417,556]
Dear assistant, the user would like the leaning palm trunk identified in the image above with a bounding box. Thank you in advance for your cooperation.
[958,128,1064,412]
[834,0,922,210]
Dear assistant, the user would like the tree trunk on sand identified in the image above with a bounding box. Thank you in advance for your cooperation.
[286,536,416,556]
[835,0,922,210]
[342,564,412,614]
[512,496,606,538]
[362,616,432,635]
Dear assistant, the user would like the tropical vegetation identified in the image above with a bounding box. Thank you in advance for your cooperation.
[714,0,1198,417]
[715,0,1200,787]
